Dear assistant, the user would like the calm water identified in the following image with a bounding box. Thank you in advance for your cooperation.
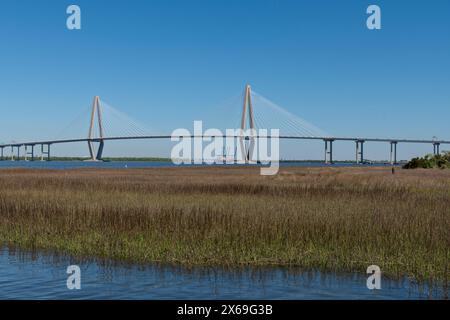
[0,248,443,300]
[0,160,429,299]
[0,160,397,170]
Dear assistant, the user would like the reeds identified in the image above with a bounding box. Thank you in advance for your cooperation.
[0,166,448,284]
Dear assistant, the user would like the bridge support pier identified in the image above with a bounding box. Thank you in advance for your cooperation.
[0,147,3,161]
[239,85,256,163]
[87,140,104,161]
[87,141,96,161]
[390,141,398,165]
[324,139,334,164]
[40,144,51,161]
[433,143,440,155]
[87,96,105,161]
[97,140,104,161]
[355,140,364,164]
[24,145,35,161]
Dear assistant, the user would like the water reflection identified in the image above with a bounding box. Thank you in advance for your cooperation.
[0,247,446,299]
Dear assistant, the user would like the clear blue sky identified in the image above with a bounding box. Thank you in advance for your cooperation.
[0,0,449,160]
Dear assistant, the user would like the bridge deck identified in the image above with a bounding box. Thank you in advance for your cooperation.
[1,135,449,148]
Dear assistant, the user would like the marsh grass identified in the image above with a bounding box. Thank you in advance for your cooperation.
[0,166,448,284]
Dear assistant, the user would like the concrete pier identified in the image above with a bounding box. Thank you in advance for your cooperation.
[433,142,440,155]
[324,139,334,164]
[40,144,51,161]
[24,145,35,161]
[390,141,398,165]
[355,140,364,164]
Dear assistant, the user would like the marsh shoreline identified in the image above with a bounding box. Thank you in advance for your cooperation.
[0,166,448,285]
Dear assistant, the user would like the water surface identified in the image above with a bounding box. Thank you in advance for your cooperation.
[0,248,442,299]
[0,160,397,170]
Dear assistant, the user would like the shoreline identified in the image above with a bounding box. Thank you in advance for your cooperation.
[3,245,443,299]
[0,157,406,164]
[0,166,448,285]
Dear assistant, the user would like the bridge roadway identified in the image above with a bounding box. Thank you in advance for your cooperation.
[0,135,448,164]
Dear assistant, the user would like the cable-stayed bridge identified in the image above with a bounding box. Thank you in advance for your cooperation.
[0,85,448,164]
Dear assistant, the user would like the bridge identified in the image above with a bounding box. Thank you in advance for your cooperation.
[0,85,448,164]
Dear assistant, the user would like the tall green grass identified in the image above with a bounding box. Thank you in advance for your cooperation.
[0,166,448,284]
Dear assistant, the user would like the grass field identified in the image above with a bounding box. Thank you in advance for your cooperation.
[0,166,448,285]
